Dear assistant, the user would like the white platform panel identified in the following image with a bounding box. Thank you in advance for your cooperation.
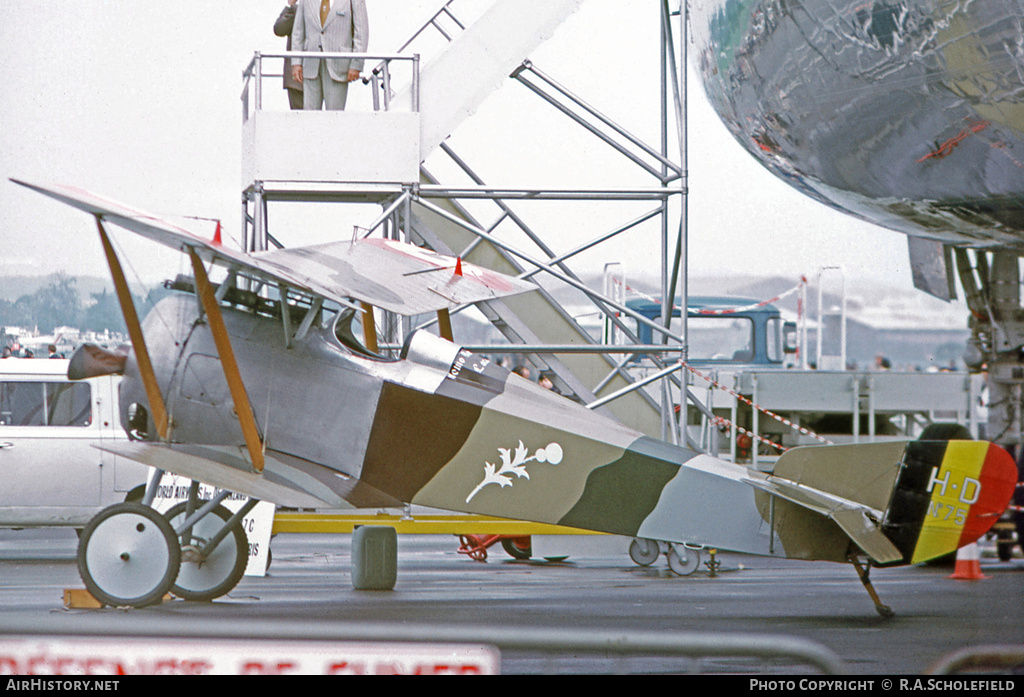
[242,111,421,187]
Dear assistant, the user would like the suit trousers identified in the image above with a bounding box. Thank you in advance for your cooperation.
[303,68,350,110]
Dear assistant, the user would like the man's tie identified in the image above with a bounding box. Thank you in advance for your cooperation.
[320,0,330,26]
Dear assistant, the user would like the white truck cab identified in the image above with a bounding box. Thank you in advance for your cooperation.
[0,358,148,527]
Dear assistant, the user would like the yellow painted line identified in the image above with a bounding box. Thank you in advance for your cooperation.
[272,512,605,536]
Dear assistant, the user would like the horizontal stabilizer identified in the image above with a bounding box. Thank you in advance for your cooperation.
[11,179,535,315]
[830,508,903,565]
[744,474,902,564]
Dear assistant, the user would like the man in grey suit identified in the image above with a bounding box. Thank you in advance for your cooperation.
[291,0,369,111]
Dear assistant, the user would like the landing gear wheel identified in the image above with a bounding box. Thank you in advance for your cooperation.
[77,502,181,608]
[165,502,249,602]
[501,537,532,560]
[667,545,700,576]
[629,537,660,566]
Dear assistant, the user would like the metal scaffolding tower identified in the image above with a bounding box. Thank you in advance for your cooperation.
[240,0,694,445]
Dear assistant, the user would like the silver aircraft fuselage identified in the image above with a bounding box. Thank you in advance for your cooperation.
[689,0,1024,248]
[111,292,1015,569]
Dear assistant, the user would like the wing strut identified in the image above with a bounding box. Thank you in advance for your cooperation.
[96,218,170,440]
[187,248,266,473]
[360,302,379,354]
[437,308,454,342]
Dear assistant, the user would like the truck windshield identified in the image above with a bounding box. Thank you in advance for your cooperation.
[766,317,785,363]
[656,316,754,362]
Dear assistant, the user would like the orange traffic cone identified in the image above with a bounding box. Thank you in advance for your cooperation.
[949,542,987,580]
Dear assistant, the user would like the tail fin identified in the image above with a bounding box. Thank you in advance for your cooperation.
[882,440,1016,564]
[766,439,1016,566]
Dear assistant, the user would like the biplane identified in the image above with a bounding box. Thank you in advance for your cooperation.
[12,179,1018,616]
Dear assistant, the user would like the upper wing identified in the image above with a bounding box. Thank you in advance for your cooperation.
[11,179,536,315]
[256,238,538,316]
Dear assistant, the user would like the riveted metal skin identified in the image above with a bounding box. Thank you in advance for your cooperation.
[690,0,1024,247]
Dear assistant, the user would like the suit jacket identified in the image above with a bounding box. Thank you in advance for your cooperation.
[291,0,369,83]
[274,4,302,91]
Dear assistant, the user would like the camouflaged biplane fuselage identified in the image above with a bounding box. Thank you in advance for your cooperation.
[118,292,1016,568]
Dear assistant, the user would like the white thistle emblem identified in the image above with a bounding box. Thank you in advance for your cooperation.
[465,440,563,503]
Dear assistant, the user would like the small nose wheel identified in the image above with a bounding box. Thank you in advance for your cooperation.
[77,502,181,608]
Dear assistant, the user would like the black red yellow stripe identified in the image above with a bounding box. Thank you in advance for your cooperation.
[882,440,1016,565]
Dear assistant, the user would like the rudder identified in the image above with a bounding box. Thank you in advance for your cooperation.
[882,440,1016,565]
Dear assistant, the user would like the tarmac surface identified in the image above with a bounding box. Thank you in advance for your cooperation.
[0,527,1021,675]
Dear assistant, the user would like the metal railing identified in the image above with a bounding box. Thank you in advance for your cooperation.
[926,644,1024,675]
[241,51,420,120]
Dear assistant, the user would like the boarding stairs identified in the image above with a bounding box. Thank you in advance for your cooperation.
[392,0,668,436]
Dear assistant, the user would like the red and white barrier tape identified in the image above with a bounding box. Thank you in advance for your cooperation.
[711,415,787,453]
[684,361,834,447]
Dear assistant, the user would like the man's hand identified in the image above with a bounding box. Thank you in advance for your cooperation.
[347,69,361,82]
[292,65,303,83]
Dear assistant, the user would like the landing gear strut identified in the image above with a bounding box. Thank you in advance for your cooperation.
[164,500,251,602]
[849,553,894,618]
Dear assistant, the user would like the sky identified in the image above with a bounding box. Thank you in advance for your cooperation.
[0,0,926,305]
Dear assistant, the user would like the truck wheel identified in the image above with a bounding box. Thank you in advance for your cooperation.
[629,537,660,566]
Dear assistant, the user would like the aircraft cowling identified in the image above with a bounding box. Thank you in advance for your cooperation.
[689,0,1024,249]
[119,293,388,479]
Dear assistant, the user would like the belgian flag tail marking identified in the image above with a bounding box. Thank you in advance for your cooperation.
[881,441,1017,565]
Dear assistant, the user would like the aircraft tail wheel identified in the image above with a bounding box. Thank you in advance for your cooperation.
[77,502,181,608]
[629,537,660,566]
[667,544,700,576]
[165,502,249,602]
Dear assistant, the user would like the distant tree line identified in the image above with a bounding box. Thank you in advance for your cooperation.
[0,273,153,335]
